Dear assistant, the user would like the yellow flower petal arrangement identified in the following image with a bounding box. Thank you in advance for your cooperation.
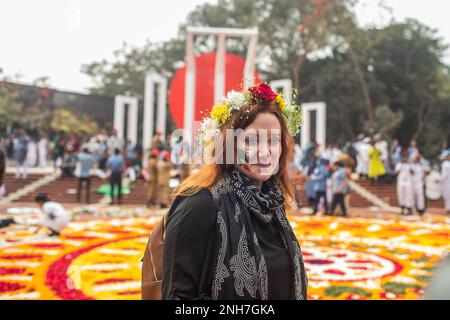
[0,207,448,300]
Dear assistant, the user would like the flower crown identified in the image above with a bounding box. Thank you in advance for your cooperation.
[198,83,302,149]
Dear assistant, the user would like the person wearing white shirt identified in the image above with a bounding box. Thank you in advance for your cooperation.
[13,129,29,179]
[408,139,419,161]
[87,135,101,164]
[322,145,333,164]
[294,144,303,170]
[411,155,427,215]
[26,137,38,168]
[395,155,414,216]
[373,134,390,183]
[416,150,431,210]
[107,129,124,155]
[356,137,371,178]
[34,194,70,236]
[38,135,48,168]
[441,152,450,213]
[331,144,343,165]
[374,135,389,162]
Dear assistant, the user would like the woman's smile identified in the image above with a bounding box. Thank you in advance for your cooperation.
[254,163,271,169]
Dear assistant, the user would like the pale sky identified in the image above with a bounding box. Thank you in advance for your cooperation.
[1,0,449,93]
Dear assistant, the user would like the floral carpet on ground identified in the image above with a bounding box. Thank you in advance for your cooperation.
[0,206,449,300]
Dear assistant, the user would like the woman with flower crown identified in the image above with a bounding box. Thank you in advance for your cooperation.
[161,83,307,300]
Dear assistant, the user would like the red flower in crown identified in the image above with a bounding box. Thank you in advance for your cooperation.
[248,83,277,102]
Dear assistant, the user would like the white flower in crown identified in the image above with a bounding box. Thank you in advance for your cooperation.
[221,90,247,112]
[198,117,221,147]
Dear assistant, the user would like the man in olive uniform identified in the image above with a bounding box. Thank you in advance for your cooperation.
[157,151,172,209]
[180,163,190,182]
[146,149,159,207]
[178,139,191,182]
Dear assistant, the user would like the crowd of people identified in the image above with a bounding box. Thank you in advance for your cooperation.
[292,133,450,215]
[0,126,194,236]
[0,127,190,208]
[0,128,449,215]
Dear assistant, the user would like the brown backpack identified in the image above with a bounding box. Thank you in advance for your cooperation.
[141,212,168,300]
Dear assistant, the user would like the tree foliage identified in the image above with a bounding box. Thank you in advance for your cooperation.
[51,109,98,136]
[0,84,24,130]
[79,1,450,158]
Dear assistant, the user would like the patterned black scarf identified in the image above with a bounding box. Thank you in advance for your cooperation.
[209,168,307,300]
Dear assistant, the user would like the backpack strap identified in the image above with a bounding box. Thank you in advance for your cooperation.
[148,231,159,281]
[196,188,216,298]
[147,209,170,282]
[162,210,168,241]
[144,194,183,266]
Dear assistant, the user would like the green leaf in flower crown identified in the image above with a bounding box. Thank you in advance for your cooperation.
[282,104,302,136]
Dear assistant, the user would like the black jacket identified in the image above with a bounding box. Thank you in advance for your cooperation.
[162,188,294,300]
[162,189,217,299]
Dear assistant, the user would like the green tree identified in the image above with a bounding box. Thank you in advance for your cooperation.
[301,18,450,156]
[0,83,24,131]
[371,105,404,141]
[82,0,357,97]
[183,0,357,89]
[369,19,450,155]
[80,2,450,159]
[81,39,185,98]
[51,108,98,136]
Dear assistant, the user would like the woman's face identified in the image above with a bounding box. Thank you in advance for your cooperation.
[235,112,282,186]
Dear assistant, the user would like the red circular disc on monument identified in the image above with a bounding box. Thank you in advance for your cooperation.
[168,52,260,128]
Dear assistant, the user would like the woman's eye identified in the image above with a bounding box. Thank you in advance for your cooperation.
[270,137,281,145]
[245,136,257,146]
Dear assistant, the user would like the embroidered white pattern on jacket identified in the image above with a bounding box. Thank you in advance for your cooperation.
[234,202,241,223]
[229,227,258,298]
[211,211,230,300]
[292,240,304,300]
[258,253,268,299]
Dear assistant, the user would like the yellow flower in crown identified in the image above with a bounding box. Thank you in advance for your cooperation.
[210,104,230,124]
[275,94,286,112]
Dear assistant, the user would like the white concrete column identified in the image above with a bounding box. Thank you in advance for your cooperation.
[144,73,155,152]
[143,72,168,157]
[183,26,259,144]
[244,33,258,88]
[157,77,168,138]
[270,79,293,105]
[214,34,226,104]
[301,107,311,149]
[300,102,327,149]
[316,102,326,149]
[127,98,138,145]
[184,31,196,144]
[114,96,125,140]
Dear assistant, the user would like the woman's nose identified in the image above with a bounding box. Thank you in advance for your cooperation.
[257,143,270,161]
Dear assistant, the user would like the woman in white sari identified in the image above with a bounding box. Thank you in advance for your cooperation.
[27,137,38,168]
[38,134,49,168]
